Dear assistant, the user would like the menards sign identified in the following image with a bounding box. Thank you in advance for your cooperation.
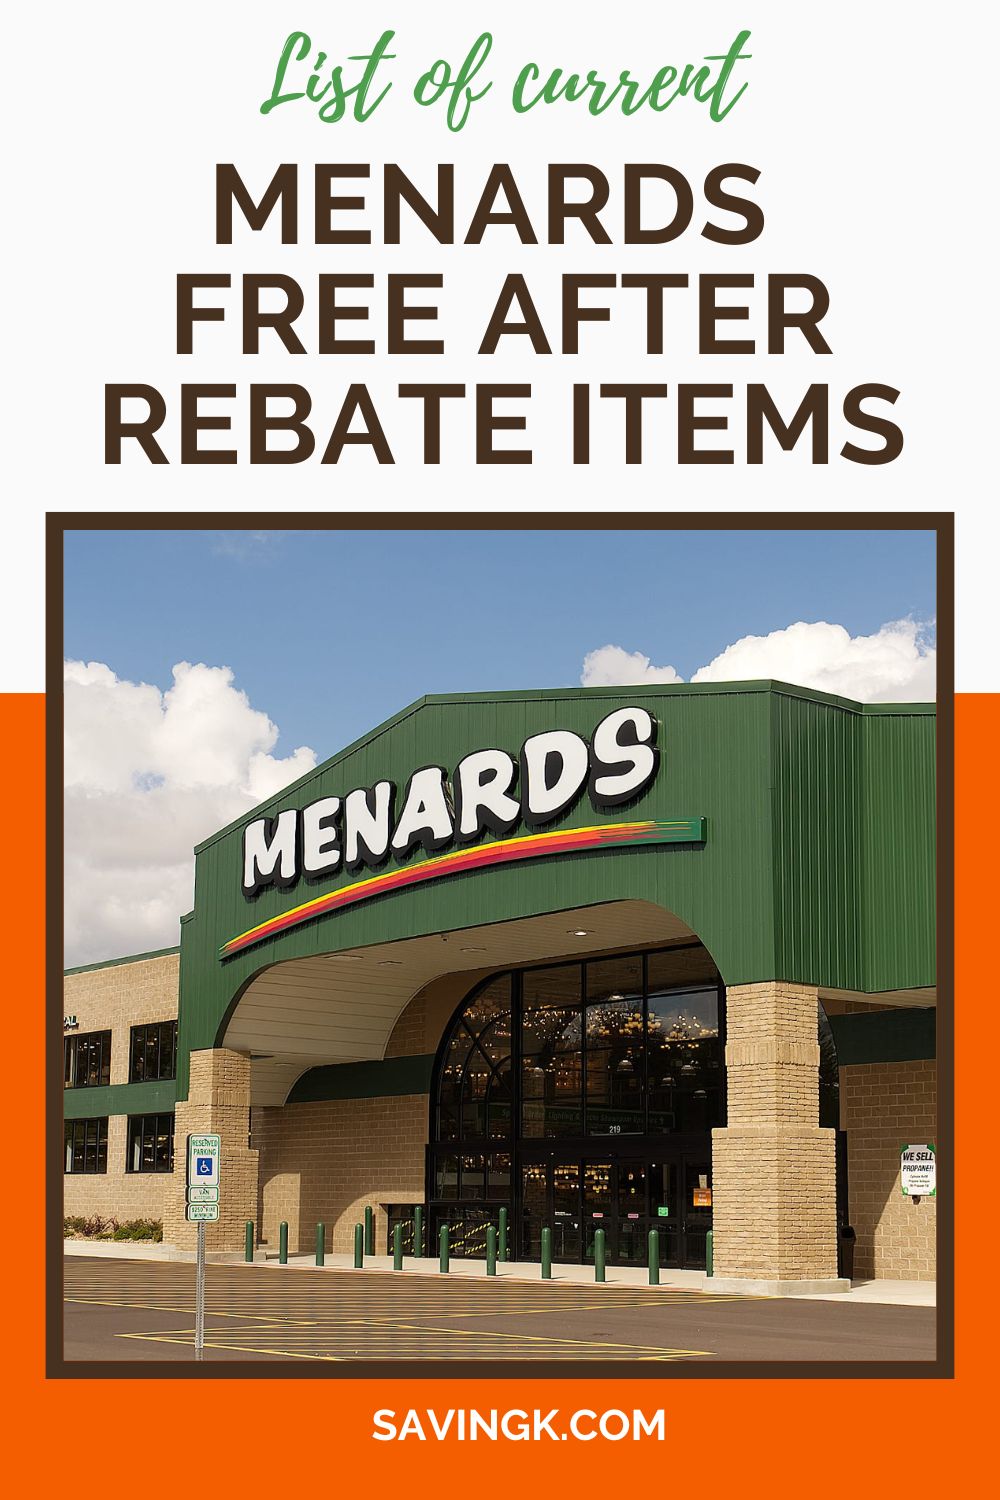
[222,706,706,959]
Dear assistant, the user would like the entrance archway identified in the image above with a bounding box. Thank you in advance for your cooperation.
[427,941,724,1269]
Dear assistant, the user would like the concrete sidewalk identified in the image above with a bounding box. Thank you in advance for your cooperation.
[64,1240,180,1261]
[63,1240,935,1306]
[269,1253,936,1306]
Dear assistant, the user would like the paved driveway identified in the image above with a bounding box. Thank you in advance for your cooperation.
[63,1256,936,1366]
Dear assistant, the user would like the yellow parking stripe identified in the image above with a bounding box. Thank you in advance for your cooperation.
[64,1258,753,1362]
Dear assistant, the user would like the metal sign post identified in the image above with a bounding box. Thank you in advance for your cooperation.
[186,1133,221,1362]
[194,1221,206,1359]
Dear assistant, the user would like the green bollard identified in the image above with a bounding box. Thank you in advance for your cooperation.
[439,1223,450,1273]
[486,1224,497,1277]
[315,1222,325,1267]
[414,1205,424,1259]
[648,1228,659,1285]
[706,1229,714,1278]
[354,1222,364,1269]
[279,1221,288,1265]
[594,1227,606,1283]
[498,1207,509,1262]
[364,1204,374,1257]
[393,1222,403,1271]
[541,1226,552,1280]
[244,1221,254,1264]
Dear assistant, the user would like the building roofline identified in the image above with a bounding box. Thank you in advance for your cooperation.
[192,680,936,857]
[63,944,180,978]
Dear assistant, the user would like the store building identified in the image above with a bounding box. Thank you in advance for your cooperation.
[64,681,937,1288]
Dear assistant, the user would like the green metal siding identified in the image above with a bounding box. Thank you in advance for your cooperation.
[287,1055,434,1104]
[62,1078,177,1120]
[770,692,864,989]
[861,712,936,991]
[829,1007,936,1065]
[173,682,936,1102]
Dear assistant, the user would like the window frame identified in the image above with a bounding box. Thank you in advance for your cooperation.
[125,1112,176,1174]
[128,1019,178,1083]
[64,1116,109,1174]
[63,1030,112,1089]
[432,944,723,1156]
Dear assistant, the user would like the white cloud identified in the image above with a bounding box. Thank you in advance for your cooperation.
[64,661,316,966]
[580,618,936,704]
[581,644,683,687]
[690,618,936,702]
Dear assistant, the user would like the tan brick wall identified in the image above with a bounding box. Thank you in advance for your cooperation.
[63,952,180,1224]
[252,1093,428,1254]
[841,1059,936,1281]
[63,1116,172,1221]
[712,981,839,1280]
[164,1049,259,1252]
[64,951,179,1083]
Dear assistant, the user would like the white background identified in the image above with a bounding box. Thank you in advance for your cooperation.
[4,2,995,690]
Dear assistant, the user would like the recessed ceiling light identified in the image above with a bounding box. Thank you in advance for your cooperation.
[568,928,592,937]
[461,945,487,953]
[332,953,364,961]
[379,959,403,967]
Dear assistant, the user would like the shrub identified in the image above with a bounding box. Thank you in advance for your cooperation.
[82,1214,115,1237]
[64,1215,163,1242]
[111,1220,163,1242]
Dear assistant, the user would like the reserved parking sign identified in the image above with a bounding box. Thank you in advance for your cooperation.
[187,1133,221,1189]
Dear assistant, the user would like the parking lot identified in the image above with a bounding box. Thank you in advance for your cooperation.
[63,1255,936,1365]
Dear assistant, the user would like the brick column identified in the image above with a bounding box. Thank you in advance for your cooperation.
[163,1048,259,1254]
[711,982,839,1283]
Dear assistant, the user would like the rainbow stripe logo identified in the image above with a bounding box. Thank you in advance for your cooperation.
[220,817,705,960]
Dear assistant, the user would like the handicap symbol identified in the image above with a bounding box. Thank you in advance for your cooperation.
[196,1156,213,1176]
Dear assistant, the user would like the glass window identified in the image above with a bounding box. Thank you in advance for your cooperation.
[436,1154,459,1200]
[435,974,513,1145]
[646,985,721,1133]
[647,946,719,991]
[126,1113,175,1173]
[129,1020,178,1082]
[385,1206,417,1255]
[487,1152,512,1201]
[64,1117,108,1174]
[521,965,583,1138]
[582,1160,612,1216]
[434,1206,499,1258]
[63,1031,111,1089]
[585,955,644,1134]
[432,945,724,1162]
[460,1153,485,1199]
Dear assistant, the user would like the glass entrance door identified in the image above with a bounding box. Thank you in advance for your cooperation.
[582,1160,612,1262]
[649,1160,680,1267]
[520,1161,546,1260]
[520,1151,710,1268]
[551,1162,582,1262]
[680,1156,713,1269]
[615,1160,647,1265]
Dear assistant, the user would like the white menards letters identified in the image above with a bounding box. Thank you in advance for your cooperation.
[242,706,658,898]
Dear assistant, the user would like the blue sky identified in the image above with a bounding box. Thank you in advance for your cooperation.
[63,527,935,755]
